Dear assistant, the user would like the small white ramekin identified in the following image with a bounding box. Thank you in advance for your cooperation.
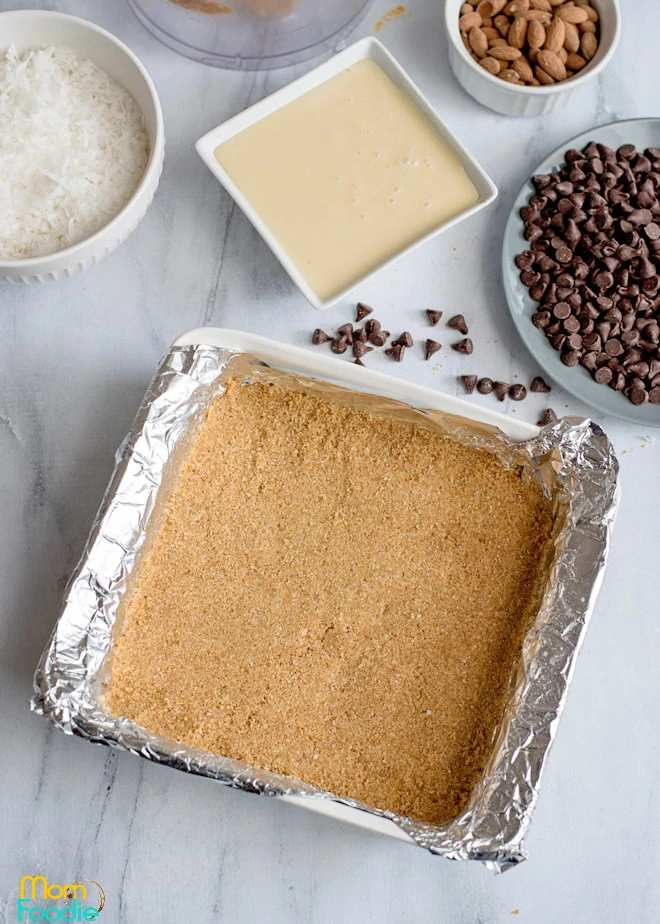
[445,0,620,118]
[0,11,165,285]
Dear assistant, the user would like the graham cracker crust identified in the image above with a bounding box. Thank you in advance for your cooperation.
[108,380,554,824]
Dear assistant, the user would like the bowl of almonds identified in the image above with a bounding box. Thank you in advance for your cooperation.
[445,0,620,117]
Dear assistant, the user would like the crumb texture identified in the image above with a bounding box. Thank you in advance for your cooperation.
[108,381,554,824]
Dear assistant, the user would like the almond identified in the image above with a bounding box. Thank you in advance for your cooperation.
[585,4,598,21]
[556,5,589,23]
[508,16,528,48]
[460,10,484,30]
[461,32,472,52]
[535,64,555,84]
[544,16,565,51]
[527,19,546,47]
[522,10,552,21]
[499,68,521,82]
[558,46,568,63]
[580,20,597,33]
[504,0,529,14]
[477,0,506,15]
[482,16,494,26]
[581,30,598,59]
[530,0,552,9]
[469,25,489,56]
[566,51,586,69]
[460,3,475,13]
[528,46,539,63]
[482,26,501,39]
[537,48,567,79]
[477,0,507,14]
[494,13,510,33]
[489,36,508,46]
[563,20,580,51]
[489,43,523,60]
[479,55,502,74]
[529,77,541,85]
[512,54,534,81]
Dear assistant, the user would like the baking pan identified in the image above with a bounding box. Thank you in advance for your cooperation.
[32,328,618,869]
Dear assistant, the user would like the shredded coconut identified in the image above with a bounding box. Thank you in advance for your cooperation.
[0,45,150,260]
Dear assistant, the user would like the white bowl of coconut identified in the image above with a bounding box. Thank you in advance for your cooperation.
[0,10,164,284]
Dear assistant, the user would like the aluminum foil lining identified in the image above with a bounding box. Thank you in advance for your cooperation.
[32,344,619,871]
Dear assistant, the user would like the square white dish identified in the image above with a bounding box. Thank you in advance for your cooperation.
[196,37,498,310]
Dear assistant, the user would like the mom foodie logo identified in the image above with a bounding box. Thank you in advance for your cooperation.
[17,877,105,922]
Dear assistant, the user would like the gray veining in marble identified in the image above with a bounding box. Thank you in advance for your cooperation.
[1,1,659,921]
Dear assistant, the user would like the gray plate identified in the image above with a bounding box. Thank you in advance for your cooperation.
[502,118,660,427]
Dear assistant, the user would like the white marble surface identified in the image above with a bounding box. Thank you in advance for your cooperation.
[1,0,659,921]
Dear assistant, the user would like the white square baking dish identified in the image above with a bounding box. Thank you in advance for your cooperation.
[33,329,618,867]
[196,38,498,310]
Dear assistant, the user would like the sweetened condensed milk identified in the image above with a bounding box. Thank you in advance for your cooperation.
[214,59,479,299]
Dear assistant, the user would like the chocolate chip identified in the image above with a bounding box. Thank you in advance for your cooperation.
[424,339,441,361]
[460,375,477,394]
[385,344,404,362]
[561,350,581,367]
[537,408,558,427]
[494,382,509,401]
[312,329,331,345]
[369,331,389,347]
[353,341,373,359]
[394,331,413,348]
[509,384,527,401]
[337,323,353,344]
[447,314,468,335]
[477,377,494,394]
[426,309,442,326]
[530,376,551,393]
[355,302,373,323]
[629,385,648,405]
[354,326,368,343]
[594,367,613,385]
[365,318,380,336]
[451,338,473,355]
[354,358,365,366]
[331,337,348,354]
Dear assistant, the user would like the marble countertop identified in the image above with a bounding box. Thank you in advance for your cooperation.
[1,1,659,921]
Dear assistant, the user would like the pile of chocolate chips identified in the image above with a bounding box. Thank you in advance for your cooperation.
[516,141,660,406]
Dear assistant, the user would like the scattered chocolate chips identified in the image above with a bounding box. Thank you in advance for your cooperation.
[494,381,509,402]
[370,330,389,347]
[352,341,372,359]
[394,331,414,348]
[509,383,527,401]
[355,302,373,323]
[460,375,477,394]
[447,314,469,335]
[385,344,405,362]
[312,328,331,345]
[537,408,558,427]
[530,376,551,393]
[516,141,660,407]
[426,309,442,326]
[336,323,354,345]
[425,339,441,361]
[477,377,494,394]
[451,337,473,355]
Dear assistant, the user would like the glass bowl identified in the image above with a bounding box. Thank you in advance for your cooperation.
[128,0,374,71]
